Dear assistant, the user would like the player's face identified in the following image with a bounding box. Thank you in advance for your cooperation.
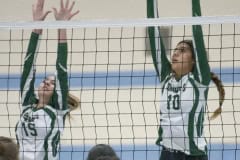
[38,75,55,102]
[171,42,194,76]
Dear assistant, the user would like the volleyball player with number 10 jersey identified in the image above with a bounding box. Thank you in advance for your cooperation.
[147,0,225,159]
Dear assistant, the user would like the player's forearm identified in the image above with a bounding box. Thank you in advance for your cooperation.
[32,29,43,35]
[58,29,67,43]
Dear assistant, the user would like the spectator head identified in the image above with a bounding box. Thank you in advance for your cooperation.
[96,156,120,160]
[87,144,119,160]
[0,136,19,160]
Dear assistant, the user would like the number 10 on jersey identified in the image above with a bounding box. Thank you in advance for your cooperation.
[167,94,180,110]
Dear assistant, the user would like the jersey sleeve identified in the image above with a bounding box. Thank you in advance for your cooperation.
[52,42,69,111]
[147,0,171,82]
[192,0,211,86]
[20,32,40,106]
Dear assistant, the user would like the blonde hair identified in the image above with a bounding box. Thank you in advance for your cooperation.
[210,72,225,120]
[67,93,80,111]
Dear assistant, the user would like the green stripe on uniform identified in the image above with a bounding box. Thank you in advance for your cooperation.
[155,126,163,145]
[188,78,206,155]
[43,107,57,159]
[52,131,60,157]
[196,108,204,137]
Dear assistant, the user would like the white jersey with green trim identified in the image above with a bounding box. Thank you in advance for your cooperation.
[16,105,68,160]
[15,32,69,160]
[147,0,211,155]
[159,73,208,155]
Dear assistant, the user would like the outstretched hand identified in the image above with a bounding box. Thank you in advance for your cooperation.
[52,0,79,21]
[32,0,51,21]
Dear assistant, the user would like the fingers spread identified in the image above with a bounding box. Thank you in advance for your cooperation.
[69,1,75,12]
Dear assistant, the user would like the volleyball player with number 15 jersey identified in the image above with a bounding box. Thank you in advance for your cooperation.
[15,0,80,160]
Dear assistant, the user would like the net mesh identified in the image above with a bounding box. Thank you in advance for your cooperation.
[0,17,240,160]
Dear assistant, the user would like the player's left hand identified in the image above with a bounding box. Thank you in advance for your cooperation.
[52,0,79,21]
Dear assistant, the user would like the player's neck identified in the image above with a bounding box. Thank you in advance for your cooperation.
[37,99,49,108]
[173,71,190,80]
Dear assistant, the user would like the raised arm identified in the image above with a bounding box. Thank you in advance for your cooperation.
[20,32,40,106]
[21,0,51,106]
[147,0,171,82]
[192,0,211,85]
[51,0,79,110]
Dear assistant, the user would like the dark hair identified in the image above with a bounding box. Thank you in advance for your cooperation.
[0,136,19,160]
[96,156,120,160]
[209,72,225,120]
[177,40,225,120]
[177,40,195,60]
[47,90,80,112]
[177,40,194,51]
[68,93,80,111]
[87,144,118,160]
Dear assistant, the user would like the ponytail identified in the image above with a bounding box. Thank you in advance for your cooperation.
[65,93,80,121]
[68,93,80,111]
[210,72,225,120]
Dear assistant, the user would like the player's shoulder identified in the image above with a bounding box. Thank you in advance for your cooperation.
[188,73,208,89]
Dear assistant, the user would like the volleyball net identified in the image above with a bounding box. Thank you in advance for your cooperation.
[0,16,239,160]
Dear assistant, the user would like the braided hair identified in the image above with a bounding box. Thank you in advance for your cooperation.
[210,72,225,120]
